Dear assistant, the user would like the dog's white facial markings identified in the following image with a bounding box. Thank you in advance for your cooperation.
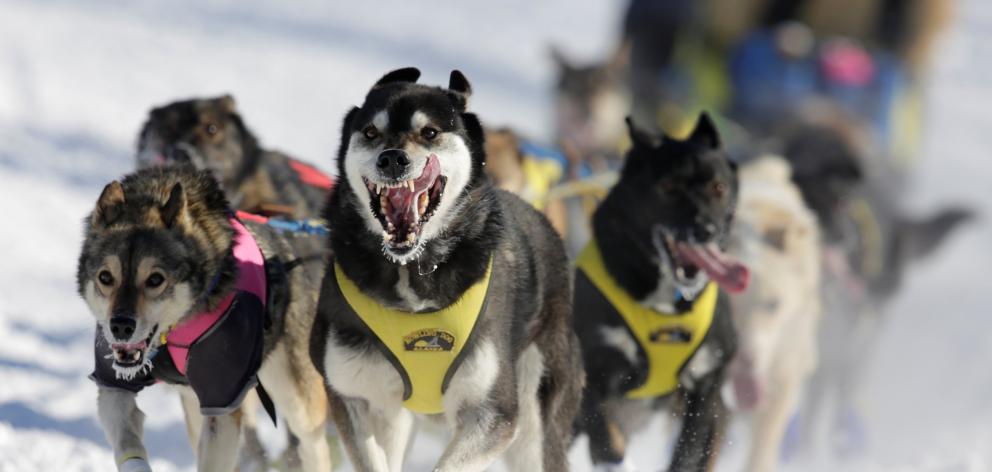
[372,111,389,130]
[143,282,195,333]
[416,134,472,243]
[504,345,545,471]
[344,133,388,235]
[322,330,405,411]
[599,326,638,364]
[84,281,111,323]
[410,111,429,130]
[344,120,475,266]
[442,339,499,426]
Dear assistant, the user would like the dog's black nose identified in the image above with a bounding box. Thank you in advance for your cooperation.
[109,316,136,341]
[377,149,410,179]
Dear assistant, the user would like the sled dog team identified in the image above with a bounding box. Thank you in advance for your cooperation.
[80,68,821,472]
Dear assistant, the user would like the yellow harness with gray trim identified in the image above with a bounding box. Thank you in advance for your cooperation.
[333,259,493,414]
[577,240,718,399]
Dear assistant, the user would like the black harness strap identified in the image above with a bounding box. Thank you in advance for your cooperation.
[255,383,277,426]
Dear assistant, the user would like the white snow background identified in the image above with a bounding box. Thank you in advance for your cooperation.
[0,0,988,470]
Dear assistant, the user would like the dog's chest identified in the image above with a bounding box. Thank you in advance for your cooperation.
[325,260,494,414]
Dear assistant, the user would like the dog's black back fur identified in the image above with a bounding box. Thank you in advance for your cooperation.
[574,115,738,471]
[311,68,583,470]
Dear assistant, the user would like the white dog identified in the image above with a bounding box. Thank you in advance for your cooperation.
[727,155,823,471]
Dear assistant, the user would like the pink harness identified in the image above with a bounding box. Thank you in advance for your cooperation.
[166,217,267,376]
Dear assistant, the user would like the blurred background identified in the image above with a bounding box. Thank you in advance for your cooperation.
[0,0,989,470]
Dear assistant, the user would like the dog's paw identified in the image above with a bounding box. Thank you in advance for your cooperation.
[119,457,152,472]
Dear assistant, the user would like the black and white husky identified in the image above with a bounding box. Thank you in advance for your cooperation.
[309,68,584,472]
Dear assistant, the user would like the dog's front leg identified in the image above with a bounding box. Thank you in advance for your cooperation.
[433,401,517,472]
[667,372,729,472]
[97,386,151,472]
[195,410,243,472]
[332,394,392,472]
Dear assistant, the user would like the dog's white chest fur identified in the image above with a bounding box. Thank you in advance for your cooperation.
[322,332,499,419]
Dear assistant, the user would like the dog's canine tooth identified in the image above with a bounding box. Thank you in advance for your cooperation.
[375,183,382,194]
[407,180,415,192]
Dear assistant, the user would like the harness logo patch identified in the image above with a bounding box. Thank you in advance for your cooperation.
[649,327,692,344]
[403,329,455,352]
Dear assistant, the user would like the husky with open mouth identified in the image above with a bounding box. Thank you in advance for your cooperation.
[310,68,583,472]
[78,166,332,472]
[572,114,749,471]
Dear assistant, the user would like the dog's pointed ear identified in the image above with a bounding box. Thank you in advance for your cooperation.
[447,70,472,110]
[218,94,237,114]
[92,181,125,227]
[374,67,421,88]
[449,70,471,96]
[160,182,186,228]
[625,116,659,149]
[688,112,721,149]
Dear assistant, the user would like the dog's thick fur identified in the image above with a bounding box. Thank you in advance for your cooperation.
[309,68,583,472]
[771,113,974,456]
[77,166,331,471]
[137,95,331,219]
[573,115,743,471]
[725,156,822,471]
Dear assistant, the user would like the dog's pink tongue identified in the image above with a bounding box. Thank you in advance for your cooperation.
[384,154,441,232]
[675,242,750,293]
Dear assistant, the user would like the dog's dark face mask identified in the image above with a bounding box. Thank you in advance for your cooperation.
[136,96,259,191]
[610,114,750,293]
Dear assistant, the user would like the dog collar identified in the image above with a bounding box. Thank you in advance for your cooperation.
[334,258,493,414]
[162,216,267,376]
[577,238,717,398]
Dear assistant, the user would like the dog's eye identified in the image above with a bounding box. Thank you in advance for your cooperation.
[205,123,219,135]
[98,270,114,286]
[363,126,379,140]
[146,273,165,289]
[421,127,439,140]
[711,181,727,197]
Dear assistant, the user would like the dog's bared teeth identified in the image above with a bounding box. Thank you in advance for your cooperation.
[407,180,415,192]
[375,183,383,194]
[418,193,428,217]
[676,266,686,279]
[131,350,141,361]
[406,232,416,243]
[383,231,393,242]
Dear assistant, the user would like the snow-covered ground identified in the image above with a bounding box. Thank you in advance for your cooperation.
[0,0,988,470]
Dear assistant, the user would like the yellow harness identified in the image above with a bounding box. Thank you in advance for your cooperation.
[520,156,564,210]
[333,260,493,414]
[577,241,718,399]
